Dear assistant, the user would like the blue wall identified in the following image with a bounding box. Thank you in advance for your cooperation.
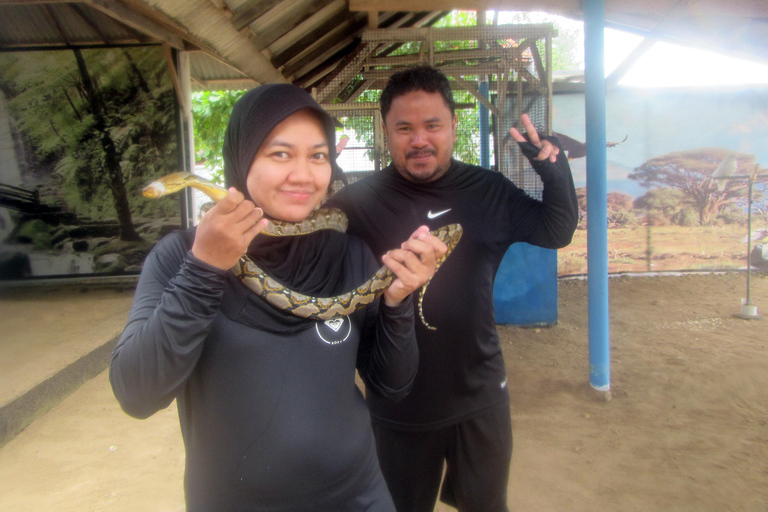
[493,243,558,326]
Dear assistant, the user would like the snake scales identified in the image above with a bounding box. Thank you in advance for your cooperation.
[143,171,463,329]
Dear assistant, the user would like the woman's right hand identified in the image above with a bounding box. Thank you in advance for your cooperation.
[191,188,269,270]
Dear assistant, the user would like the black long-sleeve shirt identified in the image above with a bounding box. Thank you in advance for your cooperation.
[325,144,578,430]
[110,228,417,511]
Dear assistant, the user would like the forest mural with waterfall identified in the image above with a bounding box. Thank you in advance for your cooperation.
[0,46,180,279]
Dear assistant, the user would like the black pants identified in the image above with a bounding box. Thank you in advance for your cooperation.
[372,404,513,512]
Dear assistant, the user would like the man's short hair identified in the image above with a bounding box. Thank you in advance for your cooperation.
[380,66,456,121]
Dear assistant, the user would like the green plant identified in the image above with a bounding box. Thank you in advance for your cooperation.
[192,90,246,182]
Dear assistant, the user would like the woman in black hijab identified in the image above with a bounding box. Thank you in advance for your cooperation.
[111,84,445,511]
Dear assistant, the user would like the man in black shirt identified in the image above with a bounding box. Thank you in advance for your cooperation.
[326,66,578,512]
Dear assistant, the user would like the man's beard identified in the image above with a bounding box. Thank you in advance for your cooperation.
[399,149,450,183]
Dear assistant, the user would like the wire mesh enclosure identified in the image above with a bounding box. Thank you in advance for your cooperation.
[317,24,555,199]
[324,104,384,187]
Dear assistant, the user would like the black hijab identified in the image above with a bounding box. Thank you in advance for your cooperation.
[220,84,350,326]
[223,83,345,196]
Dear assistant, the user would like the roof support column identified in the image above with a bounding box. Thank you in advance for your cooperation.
[583,0,610,394]
[177,50,196,228]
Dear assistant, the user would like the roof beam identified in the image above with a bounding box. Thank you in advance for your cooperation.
[112,0,288,84]
[316,42,377,102]
[0,0,73,4]
[604,37,656,91]
[41,4,73,45]
[605,0,684,90]
[349,0,580,14]
[270,9,351,67]
[282,12,368,76]
[349,0,768,18]
[70,3,116,44]
[231,0,286,31]
[82,0,187,49]
[287,35,359,80]
[248,0,338,51]
[373,11,449,58]
[343,79,373,102]
[362,25,555,43]
[265,0,346,56]
[296,62,336,89]
[195,78,259,91]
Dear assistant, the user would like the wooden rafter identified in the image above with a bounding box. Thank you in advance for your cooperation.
[82,0,186,49]
[295,11,442,90]
[290,38,358,83]
[296,60,337,89]
[361,24,555,43]
[271,10,353,68]
[316,42,377,102]
[283,13,369,77]
[367,47,528,67]
[344,78,373,102]
[315,24,552,104]
[373,11,448,59]
[262,0,346,56]
[453,76,498,116]
[41,4,72,46]
[231,0,287,31]
[70,3,115,45]
[248,0,339,52]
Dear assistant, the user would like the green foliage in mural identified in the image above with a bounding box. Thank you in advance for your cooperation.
[0,47,178,240]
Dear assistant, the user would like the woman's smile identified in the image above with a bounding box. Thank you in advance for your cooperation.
[246,109,332,222]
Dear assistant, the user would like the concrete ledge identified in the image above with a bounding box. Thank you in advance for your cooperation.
[0,335,118,448]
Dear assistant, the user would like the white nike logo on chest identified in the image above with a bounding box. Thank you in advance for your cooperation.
[427,208,451,219]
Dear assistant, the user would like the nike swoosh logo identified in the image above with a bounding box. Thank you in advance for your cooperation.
[427,209,451,219]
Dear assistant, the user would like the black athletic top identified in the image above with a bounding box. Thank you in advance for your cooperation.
[326,142,578,430]
[110,228,417,511]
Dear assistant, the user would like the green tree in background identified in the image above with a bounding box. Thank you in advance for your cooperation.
[492,10,583,72]
[192,89,246,183]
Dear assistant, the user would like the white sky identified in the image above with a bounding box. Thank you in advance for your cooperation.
[604,28,768,88]
[494,11,768,88]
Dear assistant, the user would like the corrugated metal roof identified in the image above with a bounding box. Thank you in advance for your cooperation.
[189,51,256,90]
[0,4,151,48]
[2,0,767,97]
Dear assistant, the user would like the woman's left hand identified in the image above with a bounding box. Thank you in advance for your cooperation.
[381,225,448,307]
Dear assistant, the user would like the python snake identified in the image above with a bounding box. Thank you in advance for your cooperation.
[143,171,463,329]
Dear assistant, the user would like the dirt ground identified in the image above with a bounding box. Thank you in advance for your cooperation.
[0,272,766,512]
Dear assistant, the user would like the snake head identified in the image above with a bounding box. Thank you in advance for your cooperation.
[142,180,167,199]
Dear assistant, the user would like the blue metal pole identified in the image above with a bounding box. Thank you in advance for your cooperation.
[583,0,610,391]
[479,80,490,169]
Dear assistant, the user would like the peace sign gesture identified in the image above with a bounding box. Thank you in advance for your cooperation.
[509,114,560,163]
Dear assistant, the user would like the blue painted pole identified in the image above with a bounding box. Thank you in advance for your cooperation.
[479,80,490,169]
[584,0,611,391]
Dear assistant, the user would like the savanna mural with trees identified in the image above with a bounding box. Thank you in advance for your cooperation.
[560,147,768,276]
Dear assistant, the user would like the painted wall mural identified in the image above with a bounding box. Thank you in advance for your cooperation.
[552,86,768,275]
[0,47,180,279]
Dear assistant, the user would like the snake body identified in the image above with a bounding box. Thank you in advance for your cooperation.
[143,171,463,329]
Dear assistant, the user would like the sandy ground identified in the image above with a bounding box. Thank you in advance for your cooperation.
[0,285,133,407]
[0,272,766,511]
